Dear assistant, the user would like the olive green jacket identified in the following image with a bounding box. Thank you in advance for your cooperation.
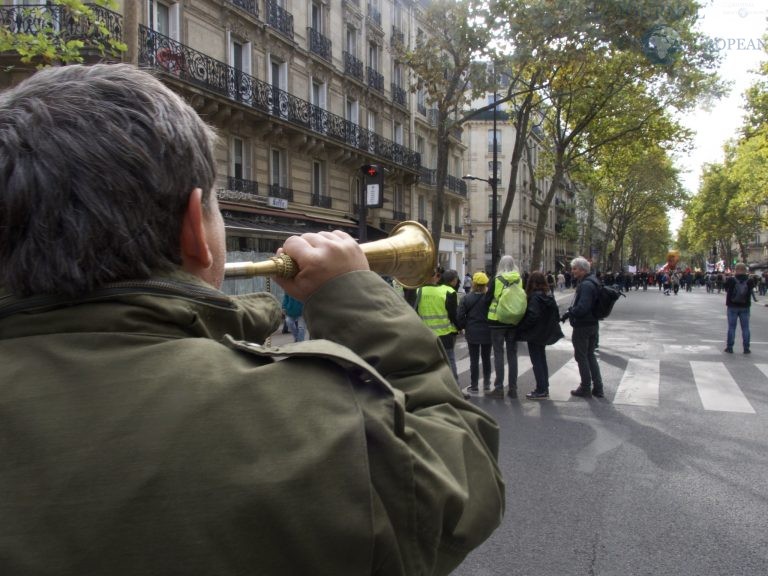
[0,270,504,575]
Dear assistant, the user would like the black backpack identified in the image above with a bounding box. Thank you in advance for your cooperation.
[731,279,749,304]
[591,280,626,320]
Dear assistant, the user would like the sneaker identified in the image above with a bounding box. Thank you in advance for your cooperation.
[526,390,549,400]
[486,388,506,399]
[744,349,751,354]
[571,386,592,398]
[724,347,733,353]
[507,388,518,399]
[466,386,479,392]
[592,388,605,398]
[483,385,492,391]
[462,392,471,400]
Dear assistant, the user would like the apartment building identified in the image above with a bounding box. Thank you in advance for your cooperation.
[462,93,577,274]
[0,0,469,292]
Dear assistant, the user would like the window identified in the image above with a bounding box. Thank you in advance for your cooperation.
[486,92,502,111]
[488,161,502,185]
[311,1,323,33]
[270,149,286,190]
[345,97,359,124]
[487,129,502,154]
[393,121,403,145]
[229,35,252,102]
[232,137,246,180]
[368,110,377,132]
[346,25,358,57]
[369,42,379,72]
[394,184,404,215]
[147,0,179,40]
[393,0,403,30]
[269,55,288,118]
[312,160,324,196]
[393,61,403,87]
[311,78,326,109]
[416,136,425,157]
[418,195,426,220]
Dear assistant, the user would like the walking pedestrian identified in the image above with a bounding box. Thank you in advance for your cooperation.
[282,292,307,341]
[561,257,605,398]
[516,272,564,400]
[724,262,757,354]
[457,272,493,393]
[485,255,523,399]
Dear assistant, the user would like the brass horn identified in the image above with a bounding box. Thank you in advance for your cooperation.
[224,220,436,289]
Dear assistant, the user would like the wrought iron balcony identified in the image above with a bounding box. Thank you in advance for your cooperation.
[308,27,331,62]
[391,26,405,47]
[230,0,258,18]
[0,3,123,52]
[444,223,453,233]
[446,175,467,197]
[455,226,463,235]
[392,83,407,107]
[418,218,429,228]
[419,167,437,186]
[267,184,294,201]
[311,193,333,208]
[139,27,421,172]
[227,176,259,195]
[367,4,382,27]
[393,210,407,221]
[266,0,294,40]
[367,66,384,92]
[343,51,364,82]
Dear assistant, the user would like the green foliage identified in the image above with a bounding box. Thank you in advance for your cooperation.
[0,0,126,68]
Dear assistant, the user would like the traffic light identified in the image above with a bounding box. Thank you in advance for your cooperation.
[360,164,384,208]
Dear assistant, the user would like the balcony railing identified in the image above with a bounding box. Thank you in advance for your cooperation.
[391,26,405,47]
[308,27,331,62]
[266,0,294,40]
[311,193,333,208]
[393,210,407,221]
[418,218,429,228]
[444,223,453,233]
[367,66,384,92]
[267,183,294,201]
[343,51,364,82]
[139,27,420,172]
[0,3,123,52]
[230,0,258,18]
[455,226,463,235]
[228,176,258,195]
[417,101,427,116]
[392,83,407,107]
[418,169,467,197]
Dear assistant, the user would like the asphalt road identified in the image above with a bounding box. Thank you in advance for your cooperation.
[451,286,768,576]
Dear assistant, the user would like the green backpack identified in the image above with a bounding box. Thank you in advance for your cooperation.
[495,276,527,325]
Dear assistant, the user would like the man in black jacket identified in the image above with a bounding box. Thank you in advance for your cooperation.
[562,257,604,398]
[723,262,757,354]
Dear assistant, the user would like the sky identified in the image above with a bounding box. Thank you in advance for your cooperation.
[672,0,768,233]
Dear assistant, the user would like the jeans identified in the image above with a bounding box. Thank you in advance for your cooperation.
[572,324,602,391]
[439,333,459,383]
[468,342,492,389]
[727,307,750,351]
[527,342,549,393]
[287,315,306,342]
[491,327,517,390]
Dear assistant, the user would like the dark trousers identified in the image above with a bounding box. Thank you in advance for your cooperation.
[491,327,517,390]
[527,342,549,393]
[572,324,603,391]
[468,342,492,389]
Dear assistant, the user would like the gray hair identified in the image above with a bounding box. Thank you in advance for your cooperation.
[0,64,218,297]
[570,257,591,273]
[496,255,518,275]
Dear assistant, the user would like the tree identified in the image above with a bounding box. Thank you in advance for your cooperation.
[0,0,125,68]
[393,0,492,249]
[489,0,722,271]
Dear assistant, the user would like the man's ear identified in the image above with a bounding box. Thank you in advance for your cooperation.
[180,187,213,273]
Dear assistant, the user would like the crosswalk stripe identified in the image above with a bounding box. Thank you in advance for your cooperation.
[614,359,659,407]
[548,358,582,401]
[757,364,768,380]
[690,361,755,413]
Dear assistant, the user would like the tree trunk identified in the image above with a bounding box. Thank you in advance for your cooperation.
[530,157,564,272]
[430,119,450,257]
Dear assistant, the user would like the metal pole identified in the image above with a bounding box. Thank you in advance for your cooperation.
[359,176,367,243]
[491,84,498,278]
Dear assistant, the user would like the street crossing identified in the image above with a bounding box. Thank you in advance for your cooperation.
[455,338,767,415]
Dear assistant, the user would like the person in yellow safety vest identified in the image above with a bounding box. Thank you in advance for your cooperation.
[484,255,522,399]
[416,268,469,399]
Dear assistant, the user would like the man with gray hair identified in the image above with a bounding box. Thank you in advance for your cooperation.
[561,257,604,398]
